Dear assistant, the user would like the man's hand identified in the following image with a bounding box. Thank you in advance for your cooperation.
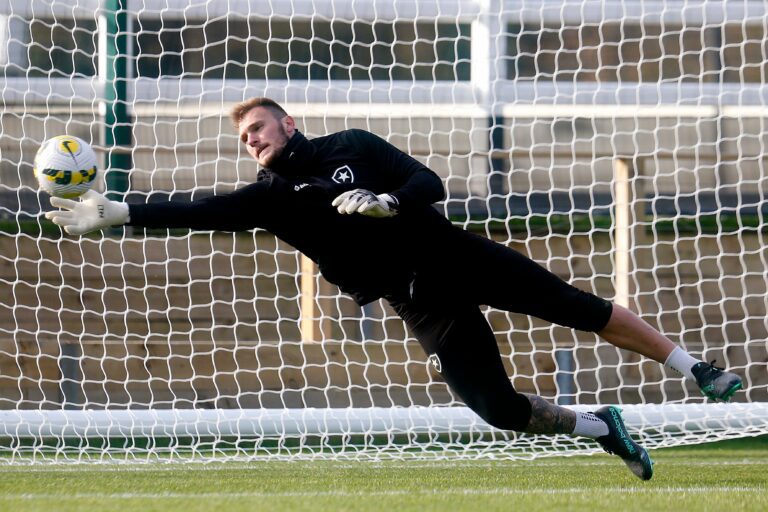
[45,190,130,235]
[331,189,399,218]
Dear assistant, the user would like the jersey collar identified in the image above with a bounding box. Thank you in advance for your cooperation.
[267,130,316,177]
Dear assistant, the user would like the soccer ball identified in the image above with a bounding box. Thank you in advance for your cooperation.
[34,135,99,198]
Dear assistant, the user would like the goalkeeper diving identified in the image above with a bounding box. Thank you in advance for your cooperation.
[46,98,743,480]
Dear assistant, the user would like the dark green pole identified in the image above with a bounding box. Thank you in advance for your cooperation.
[103,0,131,201]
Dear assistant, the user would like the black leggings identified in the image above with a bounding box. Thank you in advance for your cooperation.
[388,231,613,431]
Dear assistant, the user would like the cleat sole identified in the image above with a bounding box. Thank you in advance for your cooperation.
[701,380,743,402]
[721,381,743,402]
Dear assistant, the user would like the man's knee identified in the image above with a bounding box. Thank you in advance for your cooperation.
[546,288,614,333]
[461,389,532,432]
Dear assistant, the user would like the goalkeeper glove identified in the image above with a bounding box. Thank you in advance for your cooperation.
[44,189,130,235]
[331,189,399,218]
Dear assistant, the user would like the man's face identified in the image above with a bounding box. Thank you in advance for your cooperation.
[238,107,296,167]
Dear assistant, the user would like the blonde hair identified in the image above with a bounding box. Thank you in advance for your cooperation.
[229,97,288,128]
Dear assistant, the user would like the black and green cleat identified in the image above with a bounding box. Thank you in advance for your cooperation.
[593,405,654,481]
[692,360,743,401]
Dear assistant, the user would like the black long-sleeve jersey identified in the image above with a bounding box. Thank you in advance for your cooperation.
[128,128,458,305]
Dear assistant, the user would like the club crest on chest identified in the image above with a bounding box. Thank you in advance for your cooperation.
[331,165,355,184]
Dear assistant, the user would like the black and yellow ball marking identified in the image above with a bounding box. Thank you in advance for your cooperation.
[56,136,81,163]
[40,166,97,186]
[56,136,80,154]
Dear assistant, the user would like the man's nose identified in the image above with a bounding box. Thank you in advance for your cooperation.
[247,133,259,146]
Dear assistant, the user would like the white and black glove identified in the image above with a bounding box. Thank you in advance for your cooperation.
[331,189,399,218]
[44,189,130,235]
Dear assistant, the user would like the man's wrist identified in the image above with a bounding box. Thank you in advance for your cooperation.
[115,202,130,224]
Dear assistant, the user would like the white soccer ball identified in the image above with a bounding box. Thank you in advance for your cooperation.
[34,135,99,199]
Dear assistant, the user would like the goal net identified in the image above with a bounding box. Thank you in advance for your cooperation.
[0,0,766,462]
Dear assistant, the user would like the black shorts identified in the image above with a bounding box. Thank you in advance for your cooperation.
[385,230,613,431]
[391,229,612,352]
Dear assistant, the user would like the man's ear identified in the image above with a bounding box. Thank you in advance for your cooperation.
[282,115,296,136]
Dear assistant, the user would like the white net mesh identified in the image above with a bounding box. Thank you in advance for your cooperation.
[0,0,766,462]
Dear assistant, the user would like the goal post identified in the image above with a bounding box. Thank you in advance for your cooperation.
[1,0,767,462]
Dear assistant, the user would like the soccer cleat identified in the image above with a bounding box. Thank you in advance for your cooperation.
[692,360,743,401]
[593,405,654,481]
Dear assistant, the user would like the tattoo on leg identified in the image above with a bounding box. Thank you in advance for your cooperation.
[521,393,576,434]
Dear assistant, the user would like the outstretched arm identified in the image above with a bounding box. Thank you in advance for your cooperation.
[46,181,271,235]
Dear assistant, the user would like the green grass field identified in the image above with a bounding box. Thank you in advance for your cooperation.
[1,437,766,512]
